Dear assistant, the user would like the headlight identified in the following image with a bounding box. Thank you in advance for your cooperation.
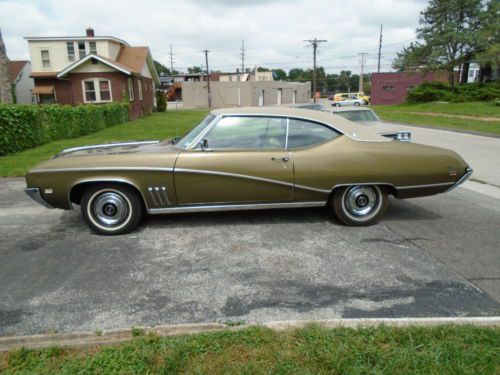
[396,131,411,142]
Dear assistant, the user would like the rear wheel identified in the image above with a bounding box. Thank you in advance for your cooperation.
[354,102,360,106]
[331,185,388,226]
[81,184,143,235]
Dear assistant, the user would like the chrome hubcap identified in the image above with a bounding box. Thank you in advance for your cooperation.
[93,192,129,226]
[344,186,378,216]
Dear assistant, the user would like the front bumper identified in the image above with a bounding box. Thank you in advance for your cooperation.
[25,188,55,209]
[445,167,473,193]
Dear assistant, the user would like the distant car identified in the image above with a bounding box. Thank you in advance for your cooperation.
[332,92,370,104]
[331,97,366,107]
[289,103,328,111]
[331,107,411,141]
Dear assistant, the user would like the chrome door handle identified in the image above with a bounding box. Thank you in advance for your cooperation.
[271,157,289,162]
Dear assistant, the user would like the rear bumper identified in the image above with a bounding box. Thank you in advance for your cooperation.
[445,167,473,193]
[25,188,55,209]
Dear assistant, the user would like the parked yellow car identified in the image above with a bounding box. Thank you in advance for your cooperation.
[25,107,471,235]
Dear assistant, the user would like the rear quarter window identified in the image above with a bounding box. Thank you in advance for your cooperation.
[287,118,339,149]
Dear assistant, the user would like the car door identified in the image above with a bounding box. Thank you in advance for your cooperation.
[174,115,293,205]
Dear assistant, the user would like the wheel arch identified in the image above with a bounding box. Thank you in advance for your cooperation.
[328,183,397,203]
[69,178,147,209]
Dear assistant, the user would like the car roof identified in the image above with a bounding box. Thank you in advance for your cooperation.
[210,107,388,142]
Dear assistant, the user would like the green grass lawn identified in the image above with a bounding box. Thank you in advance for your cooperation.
[0,110,209,178]
[1,325,499,374]
[373,102,500,135]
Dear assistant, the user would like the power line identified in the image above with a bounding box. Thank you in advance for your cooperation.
[358,52,368,92]
[240,40,245,74]
[169,45,175,72]
[377,24,383,73]
[304,38,327,102]
[203,49,212,108]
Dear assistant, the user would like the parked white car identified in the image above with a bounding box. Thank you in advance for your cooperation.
[331,107,411,141]
[331,97,366,107]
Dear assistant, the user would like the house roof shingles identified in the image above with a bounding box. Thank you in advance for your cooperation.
[116,46,149,74]
[8,60,28,80]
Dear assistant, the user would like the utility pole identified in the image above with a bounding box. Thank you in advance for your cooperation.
[358,52,368,93]
[377,24,383,73]
[240,40,245,74]
[203,49,212,108]
[169,44,175,73]
[304,38,327,103]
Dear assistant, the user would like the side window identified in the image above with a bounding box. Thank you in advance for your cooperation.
[205,116,286,150]
[287,119,339,149]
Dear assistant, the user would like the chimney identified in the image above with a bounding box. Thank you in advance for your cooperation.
[86,28,95,37]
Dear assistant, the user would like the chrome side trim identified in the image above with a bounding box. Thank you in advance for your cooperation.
[30,167,174,174]
[25,188,55,209]
[148,201,325,214]
[53,140,160,158]
[148,186,171,206]
[444,167,473,193]
[397,182,454,190]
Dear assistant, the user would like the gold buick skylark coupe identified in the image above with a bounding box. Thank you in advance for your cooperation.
[25,107,472,235]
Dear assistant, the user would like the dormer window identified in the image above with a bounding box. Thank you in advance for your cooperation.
[89,42,97,54]
[78,42,86,59]
[66,42,75,61]
[41,50,50,68]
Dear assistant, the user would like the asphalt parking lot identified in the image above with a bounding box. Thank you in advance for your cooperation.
[1,176,499,336]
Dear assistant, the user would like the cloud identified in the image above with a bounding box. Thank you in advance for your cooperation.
[0,0,425,74]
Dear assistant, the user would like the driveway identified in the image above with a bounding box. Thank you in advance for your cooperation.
[0,176,499,336]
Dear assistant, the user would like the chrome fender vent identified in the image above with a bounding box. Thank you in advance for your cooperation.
[148,186,170,206]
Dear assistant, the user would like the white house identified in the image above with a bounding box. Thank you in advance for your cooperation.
[8,60,34,104]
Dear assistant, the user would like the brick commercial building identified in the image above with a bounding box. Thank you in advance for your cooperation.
[370,71,449,105]
[25,28,159,119]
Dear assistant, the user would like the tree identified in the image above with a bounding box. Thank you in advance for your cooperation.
[394,0,489,89]
[0,29,13,104]
[154,60,171,75]
[272,68,286,80]
[187,66,203,74]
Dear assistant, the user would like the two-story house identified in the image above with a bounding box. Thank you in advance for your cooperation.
[25,28,159,118]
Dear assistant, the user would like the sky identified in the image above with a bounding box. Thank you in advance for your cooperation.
[0,0,428,74]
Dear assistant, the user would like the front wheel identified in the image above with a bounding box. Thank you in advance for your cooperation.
[331,185,388,226]
[81,184,144,235]
[354,102,361,106]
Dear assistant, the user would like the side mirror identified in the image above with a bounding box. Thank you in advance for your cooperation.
[199,138,210,151]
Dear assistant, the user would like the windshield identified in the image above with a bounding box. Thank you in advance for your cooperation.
[334,110,378,122]
[177,114,216,148]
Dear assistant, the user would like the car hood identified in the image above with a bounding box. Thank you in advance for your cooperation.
[52,140,178,159]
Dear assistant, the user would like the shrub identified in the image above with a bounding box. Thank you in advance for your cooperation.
[0,103,128,155]
[156,91,166,112]
[407,81,500,103]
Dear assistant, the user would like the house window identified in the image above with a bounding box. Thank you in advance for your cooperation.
[66,42,75,61]
[84,81,96,102]
[89,41,97,54]
[41,50,50,68]
[128,78,134,101]
[383,85,395,92]
[138,79,143,100]
[82,78,112,103]
[99,80,111,101]
[78,42,86,59]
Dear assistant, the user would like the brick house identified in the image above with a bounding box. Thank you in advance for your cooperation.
[25,28,159,119]
[370,71,450,105]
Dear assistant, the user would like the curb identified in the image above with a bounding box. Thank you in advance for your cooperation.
[1,317,499,352]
